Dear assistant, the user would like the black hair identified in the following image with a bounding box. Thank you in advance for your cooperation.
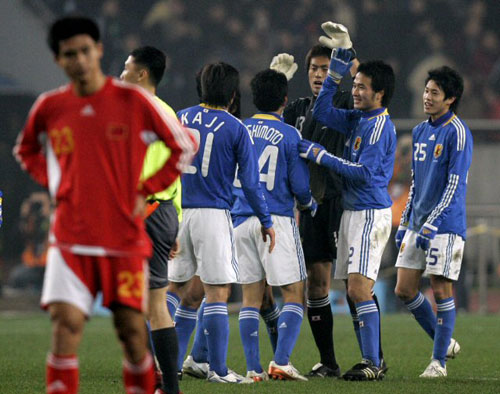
[357,60,395,107]
[130,46,166,87]
[200,62,239,107]
[305,45,332,71]
[48,16,100,56]
[251,69,288,112]
[425,66,464,112]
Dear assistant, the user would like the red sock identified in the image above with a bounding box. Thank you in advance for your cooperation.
[46,353,79,394]
[123,352,155,394]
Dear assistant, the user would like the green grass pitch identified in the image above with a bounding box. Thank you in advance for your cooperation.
[0,313,499,393]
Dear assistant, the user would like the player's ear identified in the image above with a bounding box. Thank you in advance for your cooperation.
[96,41,104,59]
[444,96,456,107]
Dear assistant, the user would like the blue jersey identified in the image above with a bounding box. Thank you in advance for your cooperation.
[232,113,312,226]
[400,111,472,238]
[313,76,396,211]
[178,104,272,228]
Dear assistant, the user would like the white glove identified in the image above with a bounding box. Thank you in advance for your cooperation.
[270,53,298,81]
[319,22,353,49]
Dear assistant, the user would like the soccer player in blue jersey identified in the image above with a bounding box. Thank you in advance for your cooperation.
[168,62,275,384]
[299,48,396,381]
[234,69,316,382]
[394,66,472,378]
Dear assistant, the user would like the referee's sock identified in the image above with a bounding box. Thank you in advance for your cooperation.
[307,296,339,369]
[204,302,230,376]
[274,303,304,365]
[190,299,208,363]
[405,292,436,340]
[260,303,280,354]
[151,327,179,394]
[239,307,263,373]
[166,291,180,319]
[355,300,380,367]
[372,292,385,360]
[174,305,198,370]
[433,297,456,367]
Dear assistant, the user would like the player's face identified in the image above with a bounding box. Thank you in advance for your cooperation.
[352,72,382,111]
[56,34,102,84]
[308,56,330,96]
[120,56,142,84]
[423,79,454,120]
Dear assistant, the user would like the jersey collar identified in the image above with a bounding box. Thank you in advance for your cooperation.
[251,112,283,122]
[362,107,388,119]
[428,111,454,127]
[200,103,227,111]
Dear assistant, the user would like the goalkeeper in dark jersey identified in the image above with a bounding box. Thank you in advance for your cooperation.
[270,22,386,378]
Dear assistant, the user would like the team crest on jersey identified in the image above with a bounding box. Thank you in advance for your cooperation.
[434,144,443,158]
[354,136,362,151]
[106,123,129,140]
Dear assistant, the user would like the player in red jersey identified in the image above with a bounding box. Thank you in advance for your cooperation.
[13,17,196,394]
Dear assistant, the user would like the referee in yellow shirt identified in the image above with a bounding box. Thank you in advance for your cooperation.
[121,46,183,394]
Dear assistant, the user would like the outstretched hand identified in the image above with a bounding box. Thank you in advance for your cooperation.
[319,21,353,49]
[298,139,327,164]
[270,53,298,81]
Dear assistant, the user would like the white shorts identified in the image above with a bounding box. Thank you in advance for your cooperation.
[168,208,238,285]
[335,208,392,281]
[395,230,464,281]
[235,215,306,286]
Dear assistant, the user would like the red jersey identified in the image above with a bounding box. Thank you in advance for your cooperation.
[14,77,196,257]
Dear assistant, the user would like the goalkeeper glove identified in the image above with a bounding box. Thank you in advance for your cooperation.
[319,21,353,49]
[395,224,408,250]
[298,139,327,165]
[297,197,318,217]
[328,48,353,84]
[270,53,298,81]
[416,223,437,251]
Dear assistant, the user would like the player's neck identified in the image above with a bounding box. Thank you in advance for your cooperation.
[73,71,106,96]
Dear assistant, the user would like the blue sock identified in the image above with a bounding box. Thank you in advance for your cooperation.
[433,297,456,367]
[167,291,180,318]
[406,292,436,340]
[239,307,262,373]
[260,304,280,354]
[356,300,380,367]
[174,305,197,370]
[190,299,208,363]
[274,303,304,365]
[347,295,363,355]
[204,302,229,376]
[351,312,363,354]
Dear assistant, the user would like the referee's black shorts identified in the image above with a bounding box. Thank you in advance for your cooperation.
[145,200,179,289]
[299,197,343,265]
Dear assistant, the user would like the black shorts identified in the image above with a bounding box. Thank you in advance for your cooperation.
[299,197,343,265]
[145,200,179,289]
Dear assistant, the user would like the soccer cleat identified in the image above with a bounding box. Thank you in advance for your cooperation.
[207,369,254,384]
[446,338,461,360]
[306,362,341,378]
[380,358,389,374]
[420,359,447,378]
[342,359,384,381]
[177,370,183,381]
[246,370,269,382]
[182,355,209,379]
[268,361,308,381]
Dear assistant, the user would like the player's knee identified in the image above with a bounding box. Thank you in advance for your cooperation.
[394,285,414,301]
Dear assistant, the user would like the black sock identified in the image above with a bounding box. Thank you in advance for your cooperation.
[307,296,338,369]
[151,327,179,394]
[372,293,384,360]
